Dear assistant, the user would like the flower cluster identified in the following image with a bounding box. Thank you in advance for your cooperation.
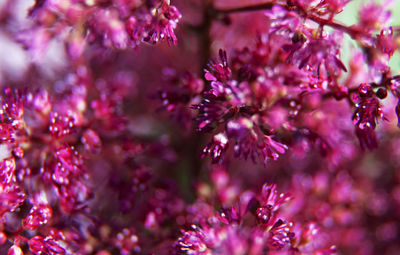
[21,0,181,60]
[176,182,335,255]
[0,0,400,254]
[193,49,288,164]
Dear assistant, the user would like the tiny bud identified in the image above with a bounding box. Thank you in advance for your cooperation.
[358,83,372,97]
[12,147,24,158]
[23,204,53,230]
[8,246,23,255]
[0,232,7,245]
[256,206,272,223]
[145,212,157,229]
[375,88,387,99]
[81,129,102,153]
[292,32,306,44]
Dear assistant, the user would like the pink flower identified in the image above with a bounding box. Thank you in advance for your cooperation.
[201,132,229,163]
[49,112,75,138]
[28,235,65,255]
[352,83,383,150]
[358,1,391,33]
[285,33,347,76]
[8,245,23,255]
[205,50,232,83]
[23,203,53,230]
[176,183,334,254]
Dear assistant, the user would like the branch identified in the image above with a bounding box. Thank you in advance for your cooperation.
[214,2,369,40]
[215,2,274,14]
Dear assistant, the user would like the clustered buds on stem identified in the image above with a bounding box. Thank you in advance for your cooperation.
[176,183,335,255]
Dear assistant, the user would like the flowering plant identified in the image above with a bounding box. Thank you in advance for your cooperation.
[0,0,400,254]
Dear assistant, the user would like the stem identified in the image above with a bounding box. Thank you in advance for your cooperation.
[214,2,369,40]
[215,2,274,14]
[199,0,214,72]
[306,13,366,39]
[179,0,215,190]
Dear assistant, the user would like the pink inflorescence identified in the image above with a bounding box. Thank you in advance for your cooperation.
[175,183,335,255]
[0,0,400,254]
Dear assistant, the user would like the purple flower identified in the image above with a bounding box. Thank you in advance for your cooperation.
[176,225,209,254]
[352,83,383,150]
[90,9,130,49]
[81,129,102,153]
[194,50,288,164]
[126,0,182,45]
[0,158,25,218]
[176,183,334,254]
[43,145,91,213]
[1,0,399,254]
[49,112,75,138]
[26,0,182,51]
[376,27,400,58]
[227,118,288,163]
[114,228,141,255]
[285,33,347,76]
[191,99,232,133]
[358,1,391,34]
[8,245,23,255]
[257,184,292,224]
[260,184,292,212]
[268,219,295,249]
[201,132,229,163]
[205,50,232,83]
[23,203,52,230]
[0,88,24,130]
[28,235,65,255]
[0,183,25,218]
